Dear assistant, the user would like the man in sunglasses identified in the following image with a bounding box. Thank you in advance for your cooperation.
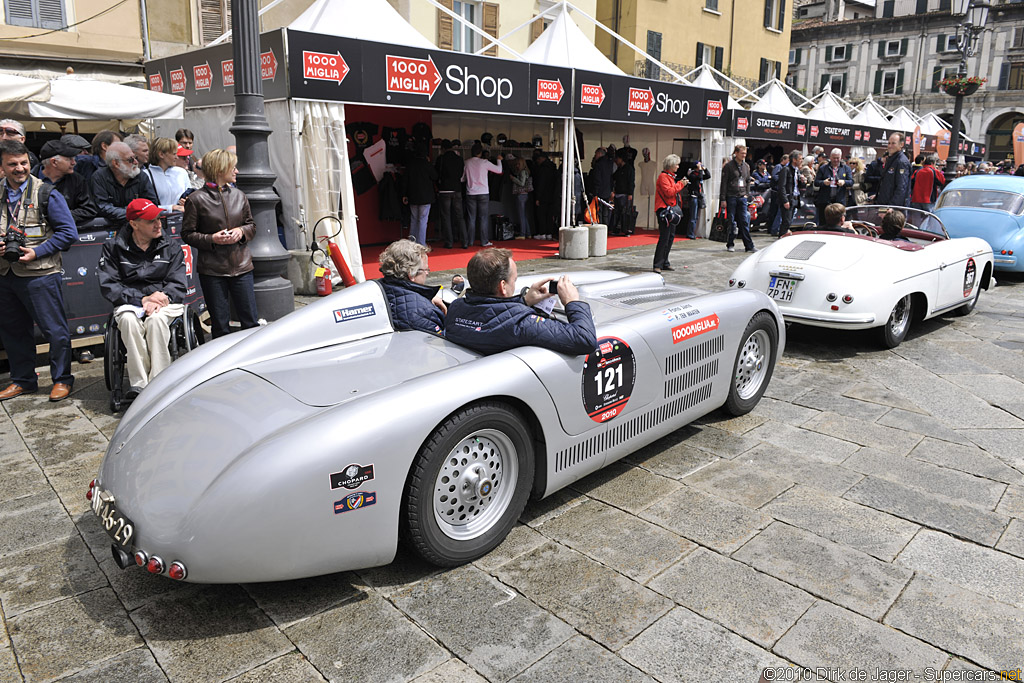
[0,119,39,174]
[89,141,158,228]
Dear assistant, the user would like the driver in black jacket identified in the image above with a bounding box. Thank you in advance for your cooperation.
[97,198,187,398]
[445,248,597,356]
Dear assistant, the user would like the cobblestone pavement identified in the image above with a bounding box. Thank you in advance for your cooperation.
[2,233,1023,682]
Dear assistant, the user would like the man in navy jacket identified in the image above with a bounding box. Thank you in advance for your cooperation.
[445,248,597,356]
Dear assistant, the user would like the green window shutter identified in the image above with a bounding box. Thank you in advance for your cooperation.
[759,58,768,84]
[874,71,883,95]
[778,0,786,30]
[775,61,782,78]
[877,41,885,58]
[696,42,705,67]
[998,62,1010,90]
[714,46,724,71]
[845,43,853,62]
[820,74,830,91]
[896,69,905,94]
[764,0,773,29]
[936,34,944,51]
[931,66,943,92]
[900,38,908,56]
[826,45,834,62]
[795,47,802,64]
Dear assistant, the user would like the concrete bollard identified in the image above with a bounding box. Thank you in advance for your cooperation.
[588,224,608,257]
[558,226,589,259]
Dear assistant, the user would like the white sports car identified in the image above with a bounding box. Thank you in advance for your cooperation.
[727,206,994,348]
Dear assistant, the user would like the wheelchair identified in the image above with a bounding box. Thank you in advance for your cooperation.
[103,304,205,412]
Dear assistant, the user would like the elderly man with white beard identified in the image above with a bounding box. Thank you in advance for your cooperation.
[90,141,159,229]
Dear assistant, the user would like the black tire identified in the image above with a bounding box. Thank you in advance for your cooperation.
[955,287,980,317]
[404,402,535,567]
[725,311,778,416]
[878,294,912,348]
[103,320,118,391]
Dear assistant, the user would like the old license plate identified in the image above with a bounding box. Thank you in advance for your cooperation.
[90,488,136,551]
[767,276,798,302]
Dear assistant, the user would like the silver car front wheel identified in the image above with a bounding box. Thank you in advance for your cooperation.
[725,312,778,415]
[404,402,534,567]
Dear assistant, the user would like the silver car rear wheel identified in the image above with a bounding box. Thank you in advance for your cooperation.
[879,294,912,348]
[404,402,534,567]
[432,429,518,541]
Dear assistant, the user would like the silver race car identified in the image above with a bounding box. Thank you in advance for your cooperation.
[89,271,785,583]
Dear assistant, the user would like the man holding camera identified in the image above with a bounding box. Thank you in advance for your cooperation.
[445,248,597,356]
[0,140,79,402]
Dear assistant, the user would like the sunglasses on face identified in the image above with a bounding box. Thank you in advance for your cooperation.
[0,128,23,137]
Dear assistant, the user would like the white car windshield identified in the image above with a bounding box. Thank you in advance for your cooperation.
[936,189,1024,216]
[845,206,948,239]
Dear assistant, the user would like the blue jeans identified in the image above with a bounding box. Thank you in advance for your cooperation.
[199,271,259,339]
[726,196,755,251]
[0,271,72,389]
[409,204,430,244]
[436,192,464,247]
[685,202,701,238]
[465,194,490,246]
[515,193,531,237]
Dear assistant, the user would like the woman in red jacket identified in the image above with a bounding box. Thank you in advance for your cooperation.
[653,154,688,273]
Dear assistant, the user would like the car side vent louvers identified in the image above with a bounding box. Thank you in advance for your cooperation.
[554,382,714,473]
[665,334,725,375]
[664,359,719,399]
[784,240,827,260]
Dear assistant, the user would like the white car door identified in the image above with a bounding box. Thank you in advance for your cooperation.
[933,241,979,312]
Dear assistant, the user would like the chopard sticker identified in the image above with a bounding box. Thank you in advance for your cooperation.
[333,303,375,323]
[672,314,719,344]
[582,336,636,423]
[963,257,976,297]
[334,491,377,514]
[330,464,375,490]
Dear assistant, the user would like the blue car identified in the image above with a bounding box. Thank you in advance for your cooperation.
[935,175,1024,272]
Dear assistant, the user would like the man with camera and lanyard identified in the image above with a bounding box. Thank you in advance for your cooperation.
[0,140,78,402]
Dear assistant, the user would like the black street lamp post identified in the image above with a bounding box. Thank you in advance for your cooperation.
[945,0,989,176]
[230,0,294,321]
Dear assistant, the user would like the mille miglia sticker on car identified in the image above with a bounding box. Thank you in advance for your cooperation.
[671,314,720,344]
[334,491,377,514]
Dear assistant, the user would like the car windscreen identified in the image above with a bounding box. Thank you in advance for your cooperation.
[936,188,1024,215]
[846,205,947,238]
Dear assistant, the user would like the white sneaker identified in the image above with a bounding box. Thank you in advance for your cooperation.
[481,242,494,247]
[726,246,735,252]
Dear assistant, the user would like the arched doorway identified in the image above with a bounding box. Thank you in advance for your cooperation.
[986,111,1024,163]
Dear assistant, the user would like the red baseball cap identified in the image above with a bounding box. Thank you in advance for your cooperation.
[176,144,193,157]
[126,198,163,221]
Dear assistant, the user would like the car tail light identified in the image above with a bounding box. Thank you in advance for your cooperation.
[168,562,187,581]
[728,279,736,287]
[842,295,853,304]
[826,293,837,302]
[146,557,164,574]
[86,479,95,501]
[134,551,148,567]
[831,305,839,311]
[1010,250,1015,256]
[1002,250,1006,255]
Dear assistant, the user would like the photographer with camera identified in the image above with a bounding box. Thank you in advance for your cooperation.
[0,140,79,402]
[445,247,596,356]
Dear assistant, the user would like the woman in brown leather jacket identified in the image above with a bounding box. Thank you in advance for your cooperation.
[182,149,259,338]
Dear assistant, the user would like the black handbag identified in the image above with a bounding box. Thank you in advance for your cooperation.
[709,209,729,242]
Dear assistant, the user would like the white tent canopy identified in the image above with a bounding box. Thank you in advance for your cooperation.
[521,6,625,75]
[688,65,740,109]
[4,76,183,121]
[289,0,434,47]
[917,112,950,136]
[850,96,891,128]
[805,90,853,123]
[888,105,919,132]
[0,73,50,105]
[749,80,806,118]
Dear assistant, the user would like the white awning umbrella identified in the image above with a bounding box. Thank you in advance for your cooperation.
[0,73,50,104]
[5,76,184,121]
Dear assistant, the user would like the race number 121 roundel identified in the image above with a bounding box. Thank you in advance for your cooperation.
[582,337,636,423]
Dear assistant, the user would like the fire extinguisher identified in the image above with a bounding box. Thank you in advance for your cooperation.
[316,261,333,296]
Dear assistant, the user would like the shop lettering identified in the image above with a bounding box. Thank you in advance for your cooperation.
[193,63,212,91]
[304,51,350,84]
[628,87,654,114]
[169,68,187,94]
[824,126,850,136]
[387,55,441,97]
[756,118,791,130]
[580,83,605,106]
[656,92,690,118]
[148,73,163,92]
[536,78,564,104]
[444,64,513,104]
[671,314,719,343]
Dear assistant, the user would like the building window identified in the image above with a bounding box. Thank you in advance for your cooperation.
[882,0,895,18]
[789,48,801,65]
[5,0,66,29]
[1008,63,1024,90]
[763,0,783,31]
[759,58,782,84]
[1013,28,1024,49]
[939,35,959,52]
[885,40,902,57]
[706,0,719,10]
[451,1,479,53]
[695,42,723,70]
[916,0,927,14]
[200,0,231,45]
[819,72,846,95]
[881,70,900,94]
[931,65,958,91]
[831,45,847,61]
[938,0,951,10]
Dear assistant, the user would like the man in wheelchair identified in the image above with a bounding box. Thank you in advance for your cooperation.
[97,198,187,399]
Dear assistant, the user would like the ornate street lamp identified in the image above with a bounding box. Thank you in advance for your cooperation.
[230,0,294,321]
[945,0,989,175]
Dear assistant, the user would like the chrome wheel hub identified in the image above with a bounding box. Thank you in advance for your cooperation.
[433,429,517,540]
[735,329,770,400]
[889,296,910,337]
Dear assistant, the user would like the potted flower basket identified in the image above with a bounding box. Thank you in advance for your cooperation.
[940,76,986,97]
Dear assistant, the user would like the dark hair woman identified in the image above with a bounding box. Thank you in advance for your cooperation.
[182,148,259,338]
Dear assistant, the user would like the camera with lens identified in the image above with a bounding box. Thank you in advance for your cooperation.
[2,226,27,263]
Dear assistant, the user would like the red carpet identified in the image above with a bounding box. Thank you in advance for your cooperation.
[360,229,678,279]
